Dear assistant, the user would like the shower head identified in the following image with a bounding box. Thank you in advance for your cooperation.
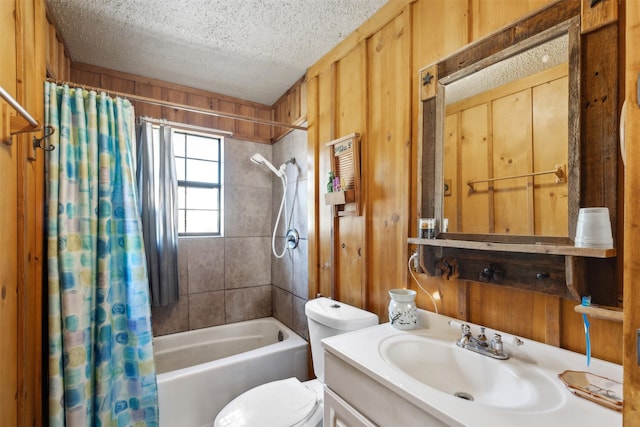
[250,153,284,177]
[250,153,265,165]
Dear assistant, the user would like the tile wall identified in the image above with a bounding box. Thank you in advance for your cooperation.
[151,129,309,340]
[271,129,310,340]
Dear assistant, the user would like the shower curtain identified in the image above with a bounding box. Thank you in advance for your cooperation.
[45,82,159,426]
[136,122,179,306]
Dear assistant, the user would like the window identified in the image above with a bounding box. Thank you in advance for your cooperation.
[172,131,222,236]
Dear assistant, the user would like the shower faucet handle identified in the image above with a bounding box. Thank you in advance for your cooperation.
[286,229,299,249]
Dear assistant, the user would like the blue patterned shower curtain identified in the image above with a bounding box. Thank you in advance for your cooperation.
[45,82,159,427]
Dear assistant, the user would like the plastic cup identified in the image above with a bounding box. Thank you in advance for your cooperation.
[574,207,613,248]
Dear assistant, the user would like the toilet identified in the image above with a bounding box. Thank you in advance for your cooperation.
[213,297,379,427]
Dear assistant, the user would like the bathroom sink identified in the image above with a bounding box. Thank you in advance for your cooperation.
[323,310,622,426]
[379,335,563,412]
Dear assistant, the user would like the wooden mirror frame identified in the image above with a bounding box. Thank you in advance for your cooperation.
[415,0,619,304]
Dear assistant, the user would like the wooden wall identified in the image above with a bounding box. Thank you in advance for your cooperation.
[69,63,273,144]
[1,1,47,425]
[273,74,308,140]
[307,0,623,366]
[46,14,71,81]
[67,63,307,145]
[624,0,640,421]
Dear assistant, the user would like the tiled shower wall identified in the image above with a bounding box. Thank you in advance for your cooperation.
[151,130,309,339]
[271,129,310,340]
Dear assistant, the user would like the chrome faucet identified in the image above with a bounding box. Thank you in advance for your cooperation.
[456,324,510,360]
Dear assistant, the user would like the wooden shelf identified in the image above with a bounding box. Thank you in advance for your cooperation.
[324,190,355,206]
[410,234,617,301]
[408,237,616,258]
[574,304,623,322]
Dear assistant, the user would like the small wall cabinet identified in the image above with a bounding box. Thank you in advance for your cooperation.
[324,133,361,216]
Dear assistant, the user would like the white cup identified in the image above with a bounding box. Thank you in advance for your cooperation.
[574,207,613,248]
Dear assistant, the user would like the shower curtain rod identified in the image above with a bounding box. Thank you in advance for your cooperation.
[0,85,39,128]
[45,79,308,131]
[137,116,234,137]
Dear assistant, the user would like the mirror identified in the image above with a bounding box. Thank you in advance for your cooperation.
[415,1,620,304]
[442,34,569,236]
[421,13,582,244]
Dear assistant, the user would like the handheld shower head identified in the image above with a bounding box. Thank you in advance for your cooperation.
[250,153,264,165]
[250,153,284,177]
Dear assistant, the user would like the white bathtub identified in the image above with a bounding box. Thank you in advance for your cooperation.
[154,317,309,427]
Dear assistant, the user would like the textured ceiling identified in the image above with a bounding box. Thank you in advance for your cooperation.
[445,34,568,105]
[47,0,388,105]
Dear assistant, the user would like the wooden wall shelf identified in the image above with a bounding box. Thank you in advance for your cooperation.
[408,236,616,258]
[324,189,355,206]
[326,133,361,217]
[410,236,616,301]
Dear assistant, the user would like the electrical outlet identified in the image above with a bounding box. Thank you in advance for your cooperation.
[412,250,420,271]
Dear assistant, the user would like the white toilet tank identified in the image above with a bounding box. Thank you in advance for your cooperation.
[304,297,378,382]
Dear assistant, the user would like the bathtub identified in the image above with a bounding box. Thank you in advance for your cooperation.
[154,317,309,427]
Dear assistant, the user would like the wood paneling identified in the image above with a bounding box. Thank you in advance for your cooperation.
[412,0,469,70]
[272,74,307,140]
[162,88,188,123]
[468,282,547,341]
[0,106,19,427]
[459,104,489,233]
[17,1,46,424]
[492,89,533,235]
[308,0,414,80]
[70,63,281,144]
[135,82,163,118]
[580,22,619,306]
[1,3,19,423]
[1,1,46,425]
[45,17,70,80]
[46,22,57,76]
[364,8,412,321]
[186,92,215,129]
[533,76,569,236]
[411,0,469,256]
[624,0,640,420]
[306,75,320,300]
[334,44,367,307]
[315,68,335,299]
[470,0,556,41]
[69,63,307,145]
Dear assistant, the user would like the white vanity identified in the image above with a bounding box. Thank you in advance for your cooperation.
[321,309,622,427]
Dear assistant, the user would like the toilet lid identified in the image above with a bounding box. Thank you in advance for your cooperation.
[214,377,319,427]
